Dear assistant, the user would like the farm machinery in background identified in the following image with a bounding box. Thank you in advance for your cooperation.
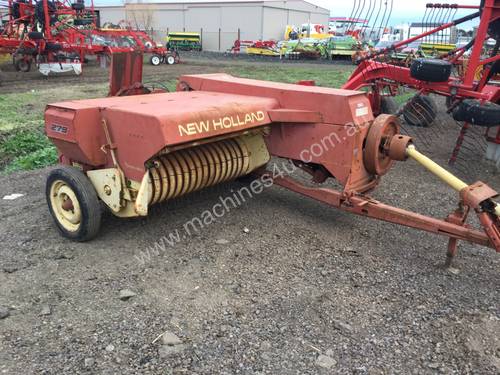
[230,22,369,61]
[0,0,178,76]
[342,0,500,167]
[166,31,202,51]
[230,35,367,61]
[43,51,500,270]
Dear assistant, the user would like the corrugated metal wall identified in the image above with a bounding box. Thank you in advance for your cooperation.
[96,1,329,51]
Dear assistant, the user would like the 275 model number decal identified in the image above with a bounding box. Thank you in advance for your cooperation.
[51,124,69,134]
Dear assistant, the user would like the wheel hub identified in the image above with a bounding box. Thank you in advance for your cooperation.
[364,114,400,176]
[50,180,82,231]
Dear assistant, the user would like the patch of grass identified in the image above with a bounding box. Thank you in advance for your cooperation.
[0,93,42,131]
[394,91,415,105]
[4,146,58,172]
[0,127,58,172]
[228,65,354,88]
[0,84,107,172]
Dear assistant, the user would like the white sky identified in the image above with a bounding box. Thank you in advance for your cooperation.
[311,0,479,25]
[96,0,481,28]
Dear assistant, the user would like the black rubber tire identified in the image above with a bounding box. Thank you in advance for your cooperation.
[14,58,31,72]
[17,47,37,55]
[46,167,102,242]
[73,18,93,26]
[71,2,85,10]
[403,95,437,127]
[44,42,62,52]
[28,31,44,40]
[12,1,22,20]
[489,18,500,40]
[410,58,452,82]
[35,0,56,26]
[452,99,500,127]
[380,96,399,115]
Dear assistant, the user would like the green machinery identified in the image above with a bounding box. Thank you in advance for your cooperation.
[166,32,202,51]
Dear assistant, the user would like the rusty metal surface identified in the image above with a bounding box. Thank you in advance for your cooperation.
[460,181,499,210]
[177,73,374,126]
[363,114,399,176]
[108,52,144,97]
[256,170,494,250]
[388,135,413,161]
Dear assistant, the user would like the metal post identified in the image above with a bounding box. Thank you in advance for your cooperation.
[218,27,221,51]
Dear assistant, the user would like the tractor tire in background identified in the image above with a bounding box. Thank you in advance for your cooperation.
[380,96,399,115]
[489,18,500,40]
[452,99,500,127]
[402,95,437,127]
[150,54,162,66]
[44,42,63,52]
[73,18,93,26]
[165,54,177,65]
[46,167,102,242]
[480,0,500,40]
[11,0,23,20]
[28,31,44,40]
[410,58,452,82]
[14,58,31,72]
[71,2,85,10]
[35,0,56,26]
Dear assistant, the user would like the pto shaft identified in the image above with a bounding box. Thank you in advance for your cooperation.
[405,144,500,217]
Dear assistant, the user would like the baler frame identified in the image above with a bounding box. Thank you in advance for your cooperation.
[43,57,500,266]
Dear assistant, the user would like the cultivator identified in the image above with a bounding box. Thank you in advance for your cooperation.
[43,54,499,268]
[342,0,500,166]
[0,0,178,75]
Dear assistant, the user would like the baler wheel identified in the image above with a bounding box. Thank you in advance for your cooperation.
[46,167,101,242]
[364,114,400,176]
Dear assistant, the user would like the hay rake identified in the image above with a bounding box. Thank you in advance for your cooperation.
[343,0,500,168]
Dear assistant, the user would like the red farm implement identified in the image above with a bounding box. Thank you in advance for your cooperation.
[342,0,500,166]
[0,0,178,75]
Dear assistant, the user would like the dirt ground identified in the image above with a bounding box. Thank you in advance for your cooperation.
[0,56,499,375]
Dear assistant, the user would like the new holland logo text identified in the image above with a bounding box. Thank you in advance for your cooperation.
[178,111,265,137]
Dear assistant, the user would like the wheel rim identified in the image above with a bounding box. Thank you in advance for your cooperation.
[50,180,82,232]
[19,60,29,72]
[151,56,160,65]
[364,114,400,176]
[167,56,175,65]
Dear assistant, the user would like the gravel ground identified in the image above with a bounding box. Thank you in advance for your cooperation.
[0,58,499,375]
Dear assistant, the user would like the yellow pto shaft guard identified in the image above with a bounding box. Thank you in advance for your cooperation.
[406,144,500,217]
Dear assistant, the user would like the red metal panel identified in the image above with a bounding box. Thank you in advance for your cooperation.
[178,74,374,126]
[48,91,279,180]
